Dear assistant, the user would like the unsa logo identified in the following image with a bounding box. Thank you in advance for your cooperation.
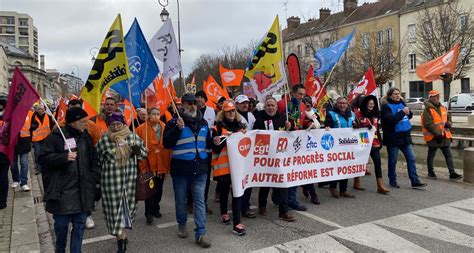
[321,133,334,151]
[238,137,252,157]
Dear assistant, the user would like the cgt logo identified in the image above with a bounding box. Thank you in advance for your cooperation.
[238,137,252,157]
[254,134,271,155]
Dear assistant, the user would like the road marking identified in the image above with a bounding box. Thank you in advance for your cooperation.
[414,205,474,227]
[329,223,429,252]
[156,218,194,229]
[295,211,344,229]
[375,213,474,248]
[253,234,352,253]
[82,235,115,245]
[449,198,474,211]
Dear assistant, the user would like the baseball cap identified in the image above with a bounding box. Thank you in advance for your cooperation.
[235,95,249,103]
[428,90,440,97]
[222,100,236,112]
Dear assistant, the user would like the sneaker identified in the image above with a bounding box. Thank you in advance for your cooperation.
[449,172,462,180]
[389,182,400,188]
[233,224,246,236]
[21,185,30,192]
[220,214,231,225]
[242,209,257,218]
[146,214,153,225]
[178,227,188,238]
[289,203,308,211]
[11,182,19,188]
[412,182,427,188]
[258,207,267,216]
[85,216,95,229]
[427,172,438,179]
[206,207,213,215]
[279,213,296,222]
[195,235,211,248]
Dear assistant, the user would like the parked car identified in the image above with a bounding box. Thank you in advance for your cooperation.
[448,93,474,111]
[405,97,425,110]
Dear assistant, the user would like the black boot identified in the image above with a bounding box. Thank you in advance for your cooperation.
[117,239,127,253]
[449,171,462,179]
[309,191,320,205]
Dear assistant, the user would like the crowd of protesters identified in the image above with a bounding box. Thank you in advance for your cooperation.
[0,84,463,252]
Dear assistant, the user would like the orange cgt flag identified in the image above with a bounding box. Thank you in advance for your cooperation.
[204,75,229,108]
[416,44,461,82]
[153,77,172,113]
[56,97,68,123]
[219,64,244,87]
[123,99,137,126]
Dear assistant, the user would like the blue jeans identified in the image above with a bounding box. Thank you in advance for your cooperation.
[387,144,420,185]
[33,141,42,173]
[172,173,207,240]
[53,212,88,253]
[288,186,301,207]
[11,152,29,186]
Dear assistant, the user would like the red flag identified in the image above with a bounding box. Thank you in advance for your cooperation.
[154,77,172,113]
[123,99,137,126]
[219,64,244,87]
[204,75,229,109]
[0,67,40,162]
[347,67,378,102]
[56,97,67,123]
[416,44,460,82]
[304,65,323,97]
[286,53,301,86]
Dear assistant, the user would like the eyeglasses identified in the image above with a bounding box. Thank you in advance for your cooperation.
[184,101,197,106]
[109,122,123,128]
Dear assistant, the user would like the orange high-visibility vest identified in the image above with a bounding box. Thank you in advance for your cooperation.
[211,128,234,177]
[32,114,51,142]
[421,105,452,142]
[20,111,34,138]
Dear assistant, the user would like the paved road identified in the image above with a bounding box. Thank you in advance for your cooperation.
[81,172,474,253]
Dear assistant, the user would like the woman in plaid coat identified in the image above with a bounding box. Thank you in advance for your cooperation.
[96,113,147,253]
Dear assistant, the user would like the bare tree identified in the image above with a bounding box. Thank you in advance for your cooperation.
[413,1,473,101]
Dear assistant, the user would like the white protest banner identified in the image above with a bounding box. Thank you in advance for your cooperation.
[227,128,374,197]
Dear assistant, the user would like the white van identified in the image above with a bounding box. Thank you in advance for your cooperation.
[448,93,474,110]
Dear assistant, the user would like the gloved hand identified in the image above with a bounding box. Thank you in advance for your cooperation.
[435,135,444,143]
[130,145,141,156]
[445,122,452,129]
[94,184,101,201]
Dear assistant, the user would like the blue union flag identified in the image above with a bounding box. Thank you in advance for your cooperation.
[112,18,159,107]
[314,29,355,77]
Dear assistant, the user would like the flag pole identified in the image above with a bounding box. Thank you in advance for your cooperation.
[145,90,148,148]
[166,81,181,118]
[39,97,71,153]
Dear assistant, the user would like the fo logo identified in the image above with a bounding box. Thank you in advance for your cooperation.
[238,137,252,157]
[254,134,270,155]
[321,133,335,151]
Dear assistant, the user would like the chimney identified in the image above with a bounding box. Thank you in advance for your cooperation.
[344,0,358,14]
[286,16,301,33]
[40,55,45,70]
[319,8,331,21]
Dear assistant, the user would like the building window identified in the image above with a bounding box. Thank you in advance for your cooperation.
[297,45,302,56]
[324,38,330,47]
[0,35,15,45]
[423,21,432,39]
[19,18,28,27]
[19,37,29,45]
[6,26,15,34]
[409,54,417,71]
[380,55,385,72]
[362,32,369,49]
[386,28,393,45]
[409,81,432,98]
[305,45,310,56]
[6,16,15,25]
[19,28,29,36]
[408,24,416,42]
[460,14,469,31]
[376,30,383,47]
[461,78,470,93]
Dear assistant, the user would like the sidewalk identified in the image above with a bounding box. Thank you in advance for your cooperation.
[0,154,54,253]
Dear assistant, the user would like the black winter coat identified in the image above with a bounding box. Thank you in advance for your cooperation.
[163,110,212,177]
[39,126,100,215]
[381,98,413,147]
[14,135,32,154]
[253,111,289,130]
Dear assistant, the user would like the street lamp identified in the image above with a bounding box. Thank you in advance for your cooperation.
[70,65,80,94]
[158,0,184,90]
[90,47,99,64]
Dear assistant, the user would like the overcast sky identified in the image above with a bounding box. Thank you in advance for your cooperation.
[3,0,377,81]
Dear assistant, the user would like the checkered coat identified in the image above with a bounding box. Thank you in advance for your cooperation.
[96,132,147,236]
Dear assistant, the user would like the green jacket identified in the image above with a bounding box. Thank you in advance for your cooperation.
[422,100,451,147]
